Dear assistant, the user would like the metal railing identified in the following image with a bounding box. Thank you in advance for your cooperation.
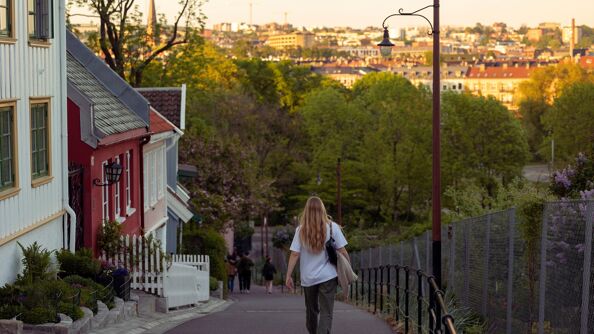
[91,276,114,313]
[350,264,456,334]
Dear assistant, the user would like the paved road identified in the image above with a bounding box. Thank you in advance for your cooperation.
[166,285,394,334]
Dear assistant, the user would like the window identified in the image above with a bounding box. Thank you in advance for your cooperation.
[114,156,121,218]
[102,161,109,221]
[0,103,16,193]
[0,0,13,38]
[143,152,148,210]
[28,0,53,40]
[143,147,165,211]
[30,100,50,180]
[157,147,164,199]
[125,151,132,211]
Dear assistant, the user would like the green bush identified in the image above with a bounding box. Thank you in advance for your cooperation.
[209,276,218,291]
[182,226,227,292]
[0,304,25,320]
[19,307,57,325]
[62,275,112,310]
[97,220,122,258]
[16,242,54,285]
[56,249,101,279]
[58,302,84,321]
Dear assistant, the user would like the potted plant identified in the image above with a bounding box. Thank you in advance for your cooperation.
[112,267,130,301]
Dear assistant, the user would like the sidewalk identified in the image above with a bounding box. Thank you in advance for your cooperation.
[166,285,394,333]
[89,297,231,334]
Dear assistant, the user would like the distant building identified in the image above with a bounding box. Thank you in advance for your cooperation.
[562,26,582,45]
[464,63,536,112]
[337,46,380,58]
[267,32,315,49]
[390,65,468,93]
[538,22,561,31]
[579,56,594,72]
[312,66,378,88]
[526,29,543,42]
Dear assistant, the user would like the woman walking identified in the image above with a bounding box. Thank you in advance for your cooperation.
[261,256,277,294]
[237,252,254,293]
[285,196,349,334]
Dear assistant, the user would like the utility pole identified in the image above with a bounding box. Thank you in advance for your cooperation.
[432,0,442,289]
[336,158,342,225]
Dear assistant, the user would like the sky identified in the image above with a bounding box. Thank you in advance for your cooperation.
[71,0,594,29]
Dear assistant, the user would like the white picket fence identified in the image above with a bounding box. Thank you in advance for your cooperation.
[100,235,210,308]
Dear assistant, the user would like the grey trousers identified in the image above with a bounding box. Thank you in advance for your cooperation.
[303,278,338,334]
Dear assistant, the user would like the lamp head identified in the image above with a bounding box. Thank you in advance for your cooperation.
[378,27,395,58]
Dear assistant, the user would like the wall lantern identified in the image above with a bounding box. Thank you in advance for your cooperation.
[93,161,123,187]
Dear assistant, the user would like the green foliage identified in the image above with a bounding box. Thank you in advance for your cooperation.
[19,307,57,325]
[97,220,122,258]
[519,99,550,161]
[182,226,227,286]
[442,92,529,186]
[234,222,255,240]
[59,302,84,321]
[543,82,594,163]
[209,276,218,291]
[56,249,101,279]
[16,242,54,285]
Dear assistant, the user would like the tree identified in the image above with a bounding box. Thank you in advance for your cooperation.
[441,92,529,191]
[517,62,594,104]
[543,82,594,163]
[68,0,205,86]
[519,99,549,161]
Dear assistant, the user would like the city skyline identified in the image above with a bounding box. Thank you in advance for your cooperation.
[206,0,594,28]
[70,0,594,29]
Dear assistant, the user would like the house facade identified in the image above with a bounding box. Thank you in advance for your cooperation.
[0,0,72,284]
[138,87,194,254]
[66,30,150,252]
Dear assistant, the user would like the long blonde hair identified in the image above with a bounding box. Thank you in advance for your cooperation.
[299,196,330,253]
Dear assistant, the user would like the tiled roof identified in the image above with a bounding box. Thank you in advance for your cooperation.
[138,88,183,129]
[466,66,534,79]
[150,108,176,134]
[579,56,594,69]
[67,53,147,136]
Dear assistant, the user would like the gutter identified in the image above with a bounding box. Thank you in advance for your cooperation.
[59,0,76,251]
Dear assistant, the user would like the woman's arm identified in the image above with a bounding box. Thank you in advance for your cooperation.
[285,251,300,291]
[337,247,350,264]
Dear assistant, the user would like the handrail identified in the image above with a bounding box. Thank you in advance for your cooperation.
[352,264,457,334]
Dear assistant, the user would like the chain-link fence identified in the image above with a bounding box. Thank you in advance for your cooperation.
[351,200,594,334]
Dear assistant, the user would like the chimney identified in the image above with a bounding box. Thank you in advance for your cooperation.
[147,0,157,45]
[479,64,486,72]
[503,63,508,69]
[570,18,576,60]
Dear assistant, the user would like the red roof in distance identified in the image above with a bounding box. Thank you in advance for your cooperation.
[149,109,176,134]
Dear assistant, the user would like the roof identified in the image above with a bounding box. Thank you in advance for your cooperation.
[579,56,594,69]
[466,66,534,79]
[137,87,185,129]
[312,66,378,76]
[67,53,147,137]
[149,108,176,134]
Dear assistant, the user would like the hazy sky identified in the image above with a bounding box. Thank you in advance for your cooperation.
[72,0,594,29]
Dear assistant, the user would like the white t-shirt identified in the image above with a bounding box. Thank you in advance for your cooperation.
[290,222,348,287]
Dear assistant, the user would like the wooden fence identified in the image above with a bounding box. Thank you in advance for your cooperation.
[99,235,210,302]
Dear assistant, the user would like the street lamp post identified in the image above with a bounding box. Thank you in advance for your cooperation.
[378,0,442,296]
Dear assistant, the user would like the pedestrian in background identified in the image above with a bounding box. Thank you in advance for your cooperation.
[237,252,254,294]
[225,258,237,293]
[261,256,277,294]
[286,196,349,334]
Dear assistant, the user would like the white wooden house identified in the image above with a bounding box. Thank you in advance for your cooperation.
[0,0,73,285]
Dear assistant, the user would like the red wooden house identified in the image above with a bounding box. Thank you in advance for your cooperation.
[66,31,150,251]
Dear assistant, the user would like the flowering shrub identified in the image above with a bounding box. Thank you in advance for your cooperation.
[272,227,295,249]
[550,153,594,199]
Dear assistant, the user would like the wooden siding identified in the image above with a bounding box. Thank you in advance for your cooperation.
[0,0,65,239]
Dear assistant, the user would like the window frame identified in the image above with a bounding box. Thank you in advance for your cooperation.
[114,155,122,221]
[0,0,15,41]
[30,97,52,187]
[28,0,53,44]
[0,100,18,200]
[125,150,132,213]
[102,160,109,222]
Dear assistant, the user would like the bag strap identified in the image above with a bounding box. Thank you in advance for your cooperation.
[329,222,334,240]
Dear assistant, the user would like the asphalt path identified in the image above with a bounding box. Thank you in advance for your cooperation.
[166,284,394,334]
